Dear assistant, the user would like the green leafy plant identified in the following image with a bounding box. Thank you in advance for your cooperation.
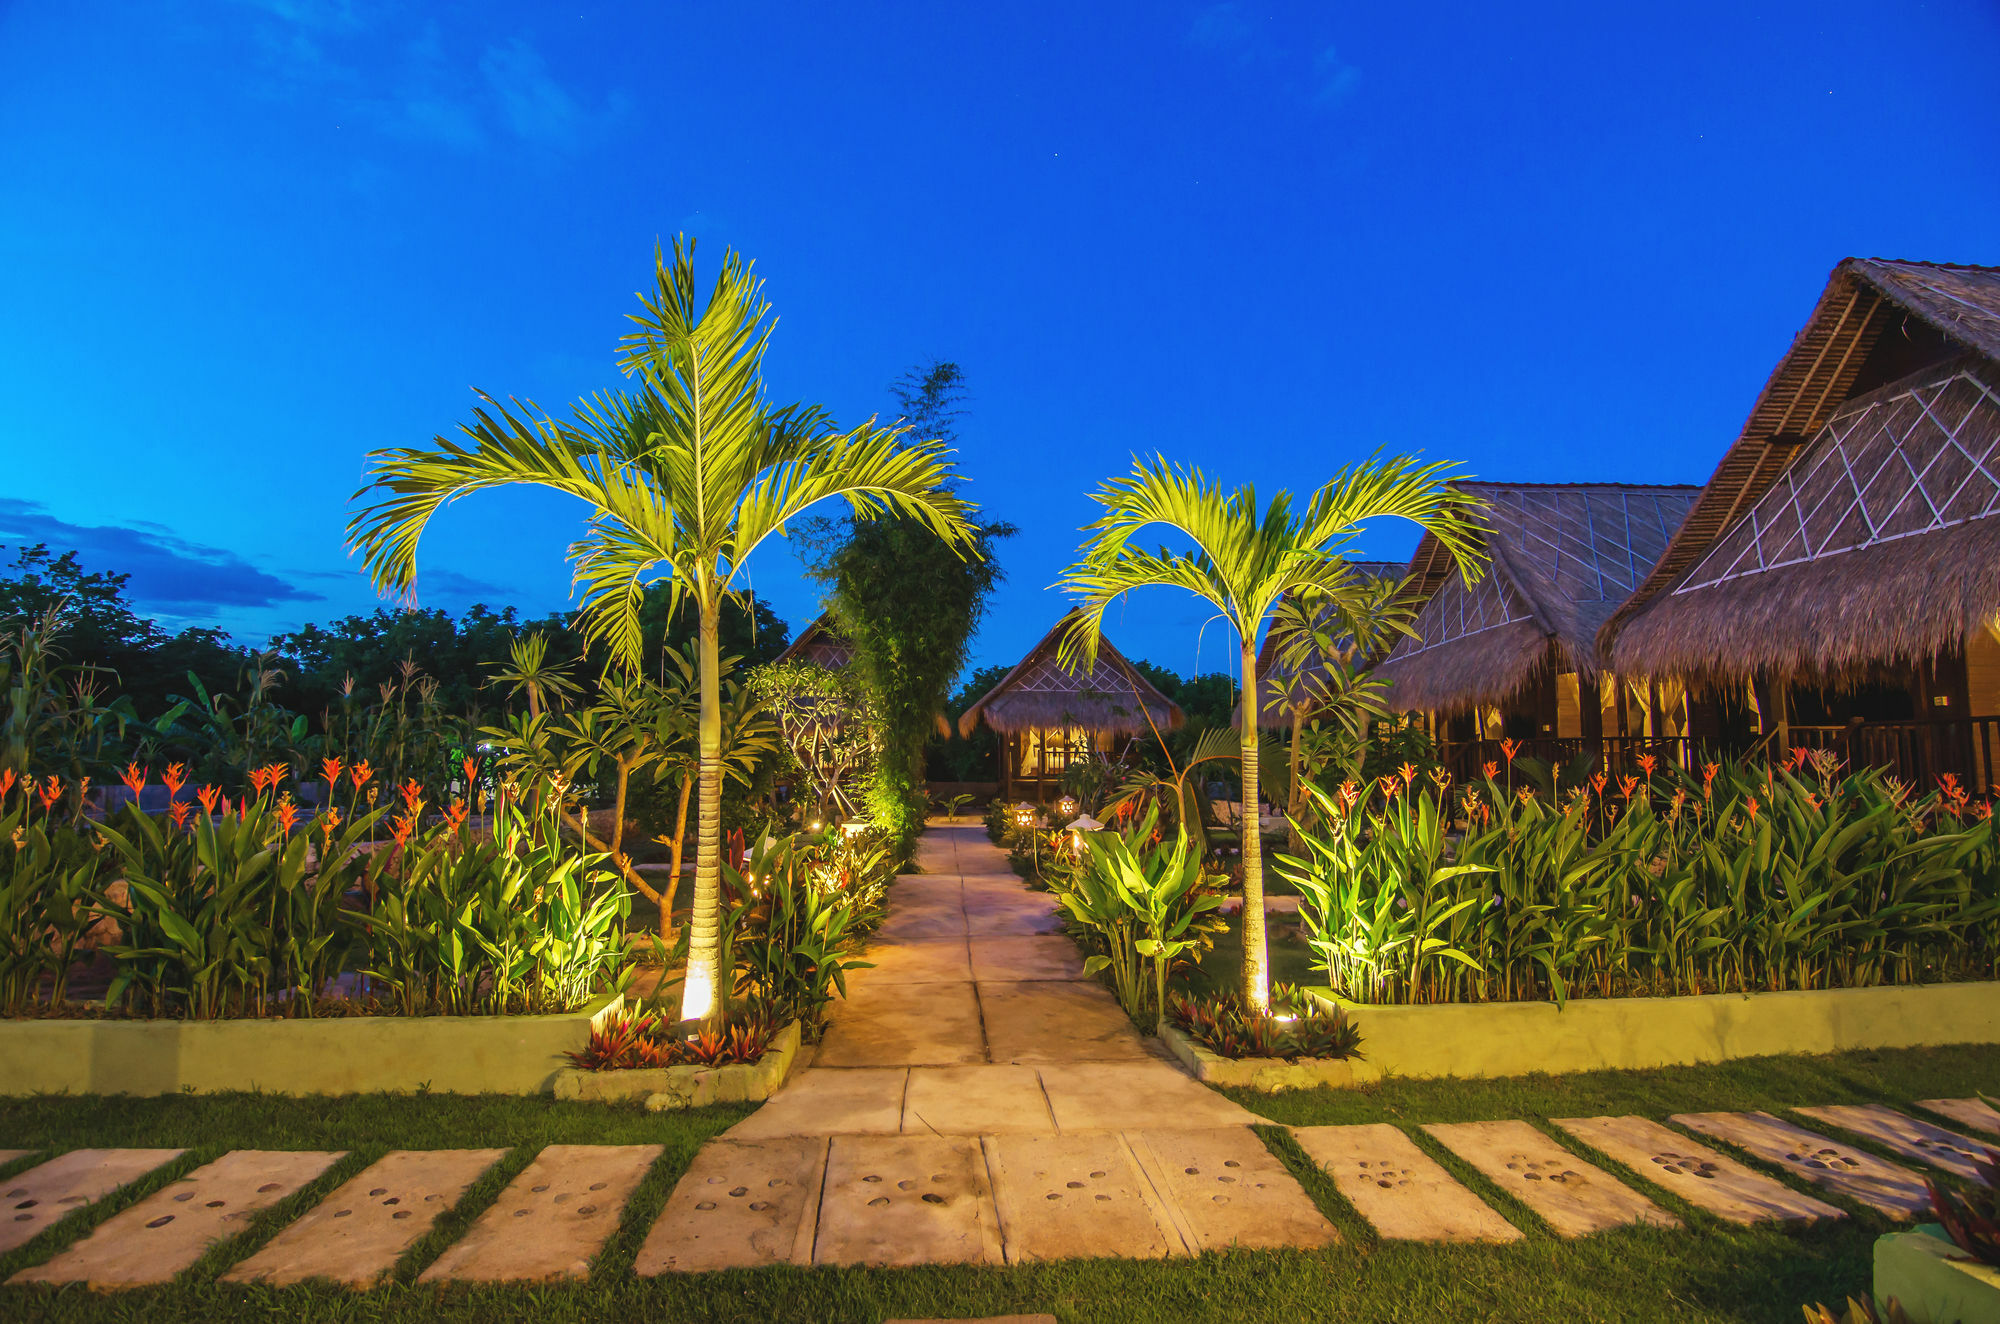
[1168,983,1362,1060]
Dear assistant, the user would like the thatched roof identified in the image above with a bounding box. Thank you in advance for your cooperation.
[1607,352,2000,681]
[958,614,1184,738]
[772,614,855,670]
[1374,483,1699,713]
[1603,257,2000,662]
[1240,561,1406,729]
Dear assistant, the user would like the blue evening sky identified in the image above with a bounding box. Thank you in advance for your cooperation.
[4,1,1998,679]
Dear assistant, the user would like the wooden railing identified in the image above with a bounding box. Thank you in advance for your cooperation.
[1438,717,2000,795]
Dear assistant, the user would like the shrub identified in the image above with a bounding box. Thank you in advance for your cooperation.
[1280,754,2000,1006]
[564,1004,775,1071]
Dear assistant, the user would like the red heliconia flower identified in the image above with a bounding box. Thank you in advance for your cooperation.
[1590,772,1609,795]
[1499,738,1521,763]
[274,799,301,835]
[1481,761,1500,782]
[196,785,221,814]
[320,756,344,788]
[161,762,187,798]
[1980,801,1995,822]
[1396,761,1418,786]
[168,801,192,828]
[1619,775,1640,801]
[1336,779,1361,813]
[247,766,272,795]
[1745,796,1760,823]
[350,760,373,789]
[1636,753,1658,777]
[0,769,14,801]
[38,775,63,811]
[444,798,468,834]
[1516,786,1536,804]
[399,778,424,814]
[1787,746,1809,771]
[461,754,480,785]
[1379,775,1403,801]
[390,813,417,848]
[120,762,147,798]
[320,806,343,841]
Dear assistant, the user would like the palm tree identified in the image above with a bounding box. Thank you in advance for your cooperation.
[1057,455,1485,1011]
[349,238,981,1024]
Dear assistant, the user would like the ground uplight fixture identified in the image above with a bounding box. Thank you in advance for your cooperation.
[1056,794,1078,817]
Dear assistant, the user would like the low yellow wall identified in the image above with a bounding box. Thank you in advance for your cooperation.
[1315,981,2000,1081]
[0,994,623,1097]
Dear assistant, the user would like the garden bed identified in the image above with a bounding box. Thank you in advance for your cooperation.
[1305,980,2000,1083]
[1159,1024,1374,1091]
[0,992,624,1097]
[551,1019,803,1110]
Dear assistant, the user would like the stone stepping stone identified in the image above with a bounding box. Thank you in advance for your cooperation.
[11,1149,343,1288]
[0,1149,186,1256]
[1552,1116,1842,1226]
[418,1144,661,1283]
[1423,1121,1678,1237]
[1671,1111,1931,1219]
[224,1149,505,1288]
[723,1068,909,1140]
[1130,1127,1338,1253]
[811,1133,1002,1268]
[904,1065,1056,1134]
[985,1132,1187,1262]
[636,1136,828,1274]
[1795,1104,1993,1181]
[970,935,1082,980]
[1290,1124,1520,1243]
[1038,1062,1262,1132]
[1917,1097,2000,1138]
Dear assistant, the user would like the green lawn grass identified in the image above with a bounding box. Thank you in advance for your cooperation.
[3,1044,1995,1322]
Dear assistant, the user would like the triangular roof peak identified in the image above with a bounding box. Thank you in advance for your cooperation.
[958,612,1183,738]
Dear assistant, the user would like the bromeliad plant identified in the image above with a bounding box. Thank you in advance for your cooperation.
[1168,982,1363,1061]
[1053,806,1227,1033]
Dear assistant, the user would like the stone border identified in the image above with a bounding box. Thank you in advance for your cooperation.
[553,1020,804,1110]
[0,993,624,1097]
[1300,979,2000,1083]
[1158,1024,1374,1092]
[1875,1223,2000,1320]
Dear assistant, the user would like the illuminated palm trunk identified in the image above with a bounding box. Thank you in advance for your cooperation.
[680,599,726,1026]
[1238,638,1270,1011]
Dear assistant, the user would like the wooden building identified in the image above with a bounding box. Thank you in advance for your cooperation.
[1601,257,2000,785]
[771,614,856,671]
[1372,482,1700,773]
[957,614,1183,801]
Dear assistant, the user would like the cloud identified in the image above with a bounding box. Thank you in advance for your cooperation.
[225,5,615,154]
[0,499,322,612]
[1185,5,1361,111]
[419,567,517,602]
[1312,45,1361,106]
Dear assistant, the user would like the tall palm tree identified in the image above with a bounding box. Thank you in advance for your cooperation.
[1058,455,1485,1011]
[349,238,981,1024]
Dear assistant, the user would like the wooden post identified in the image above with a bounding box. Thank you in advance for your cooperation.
[1647,679,1664,742]
[1580,670,1604,765]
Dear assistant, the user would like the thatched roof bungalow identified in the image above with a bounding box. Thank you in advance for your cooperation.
[1373,484,1699,741]
[1240,561,1406,730]
[1603,259,2000,712]
[958,614,1183,800]
[771,614,856,671]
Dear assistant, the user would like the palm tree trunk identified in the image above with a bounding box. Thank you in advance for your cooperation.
[679,597,727,1026]
[1238,639,1270,1011]
[665,772,693,944]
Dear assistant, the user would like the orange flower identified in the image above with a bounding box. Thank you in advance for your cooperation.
[1336,780,1361,813]
[1379,774,1403,801]
[249,763,287,795]
[1590,773,1609,796]
[0,769,14,801]
[196,785,221,814]
[1499,738,1521,763]
[444,798,469,834]
[1516,786,1536,804]
[1787,746,1809,771]
[1745,796,1760,822]
[38,776,63,811]
[399,778,424,814]
[120,762,147,798]
[461,754,480,785]
[274,799,301,835]
[390,814,417,848]
[350,760,373,789]
[1396,761,1418,786]
[1636,753,1657,777]
[1481,761,1499,781]
[161,762,187,798]
[320,806,343,842]
[168,801,192,828]
[1619,775,1640,801]
[320,756,344,788]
